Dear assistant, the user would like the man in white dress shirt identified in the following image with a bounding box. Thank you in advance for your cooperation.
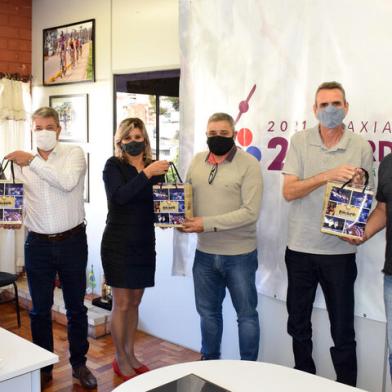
[4,107,97,389]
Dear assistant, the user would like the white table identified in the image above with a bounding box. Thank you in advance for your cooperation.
[0,327,58,392]
[113,360,367,392]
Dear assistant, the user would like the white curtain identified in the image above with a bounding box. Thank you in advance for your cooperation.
[0,78,31,273]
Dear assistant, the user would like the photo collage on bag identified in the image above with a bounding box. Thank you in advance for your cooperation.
[0,183,23,223]
[322,186,373,238]
[153,186,185,226]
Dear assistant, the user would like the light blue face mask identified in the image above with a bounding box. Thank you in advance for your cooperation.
[317,104,346,129]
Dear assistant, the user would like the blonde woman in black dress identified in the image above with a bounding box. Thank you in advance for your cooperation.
[101,118,169,381]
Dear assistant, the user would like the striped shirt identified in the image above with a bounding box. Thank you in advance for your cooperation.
[15,143,86,234]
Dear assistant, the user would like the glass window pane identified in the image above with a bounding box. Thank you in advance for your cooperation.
[159,96,180,165]
[116,92,157,158]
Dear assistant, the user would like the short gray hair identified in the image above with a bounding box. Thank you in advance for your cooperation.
[207,112,235,131]
[32,107,60,126]
[315,81,347,104]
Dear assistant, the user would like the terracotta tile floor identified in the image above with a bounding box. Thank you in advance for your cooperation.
[0,303,200,391]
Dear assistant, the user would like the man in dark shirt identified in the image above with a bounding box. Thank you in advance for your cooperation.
[356,153,392,378]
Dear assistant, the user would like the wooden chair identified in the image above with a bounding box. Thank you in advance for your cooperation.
[0,272,21,328]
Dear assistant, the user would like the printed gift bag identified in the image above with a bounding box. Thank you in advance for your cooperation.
[153,162,193,227]
[0,159,24,225]
[321,169,373,240]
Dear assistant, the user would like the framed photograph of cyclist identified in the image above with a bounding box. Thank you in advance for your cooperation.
[49,94,89,143]
[43,18,95,86]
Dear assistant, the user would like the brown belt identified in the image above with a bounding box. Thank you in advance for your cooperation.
[29,223,86,241]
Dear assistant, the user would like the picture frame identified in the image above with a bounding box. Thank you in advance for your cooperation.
[49,94,89,143]
[43,19,95,86]
[84,152,90,203]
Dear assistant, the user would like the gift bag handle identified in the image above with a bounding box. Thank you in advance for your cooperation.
[0,158,16,184]
[340,168,369,193]
[0,159,5,180]
[170,161,183,183]
[164,161,183,184]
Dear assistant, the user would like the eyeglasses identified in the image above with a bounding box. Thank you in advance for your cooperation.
[208,164,218,184]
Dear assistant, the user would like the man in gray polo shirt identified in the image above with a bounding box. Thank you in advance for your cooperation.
[282,81,374,386]
[182,112,263,361]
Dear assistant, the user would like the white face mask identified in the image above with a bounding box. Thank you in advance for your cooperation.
[34,129,58,151]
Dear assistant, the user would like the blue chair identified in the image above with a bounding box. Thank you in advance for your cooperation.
[0,272,21,328]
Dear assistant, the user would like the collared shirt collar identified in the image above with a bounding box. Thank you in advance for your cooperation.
[309,124,350,151]
[34,141,61,158]
[205,145,238,164]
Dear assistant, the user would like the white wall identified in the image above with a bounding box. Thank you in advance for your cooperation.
[32,0,179,294]
[112,0,179,73]
[31,1,388,391]
[32,0,113,291]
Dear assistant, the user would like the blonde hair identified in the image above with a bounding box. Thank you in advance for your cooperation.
[114,117,153,162]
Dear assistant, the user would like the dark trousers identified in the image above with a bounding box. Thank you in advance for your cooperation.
[24,229,89,372]
[285,248,357,386]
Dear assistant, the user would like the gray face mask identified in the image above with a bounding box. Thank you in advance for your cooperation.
[317,104,346,129]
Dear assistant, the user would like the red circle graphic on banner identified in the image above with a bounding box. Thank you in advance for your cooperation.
[237,128,253,146]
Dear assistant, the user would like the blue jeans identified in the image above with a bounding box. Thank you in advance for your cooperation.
[24,228,89,371]
[285,248,357,386]
[192,249,260,360]
[384,274,392,379]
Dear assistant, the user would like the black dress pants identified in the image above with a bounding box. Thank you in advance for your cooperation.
[25,229,89,372]
[285,247,357,387]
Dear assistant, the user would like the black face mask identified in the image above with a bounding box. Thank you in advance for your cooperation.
[121,141,145,156]
[207,136,235,156]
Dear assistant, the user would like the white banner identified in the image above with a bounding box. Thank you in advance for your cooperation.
[176,0,392,321]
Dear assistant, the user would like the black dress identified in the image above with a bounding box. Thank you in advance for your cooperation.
[101,157,163,289]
